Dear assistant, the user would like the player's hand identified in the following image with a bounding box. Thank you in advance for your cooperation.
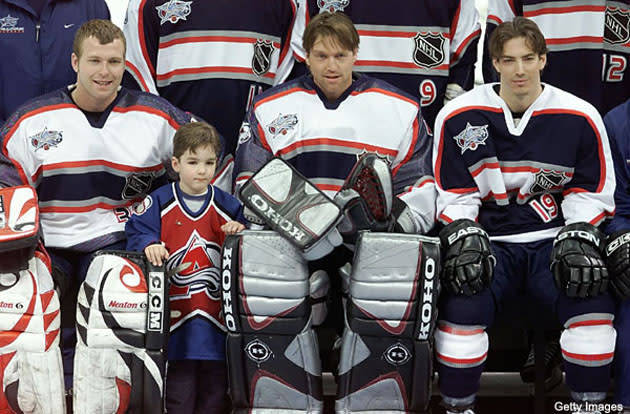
[605,231,630,300]
[144,243,169,267]
[221,221,245,235]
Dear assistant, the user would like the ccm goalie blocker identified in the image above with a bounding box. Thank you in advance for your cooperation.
[74,251,169,413]
[239,157,342,260]
[222,231,323,413]
[336,232,440,413]
[551,222,609,298]
[605,231,630,300]
[0,185,65,413]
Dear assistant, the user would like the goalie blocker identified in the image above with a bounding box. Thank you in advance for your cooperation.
[74,251,169,414]
[222,231,324,413]
[336,232,440,413]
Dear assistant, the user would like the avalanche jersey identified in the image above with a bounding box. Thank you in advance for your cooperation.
[483,0,630,115]
[233,74,436,233]
[125,181,245,360]
[0,86,192,250]
[123,0,306,155]
[604,99,630,234]
[433,83,615,242]
[299,0,481,129]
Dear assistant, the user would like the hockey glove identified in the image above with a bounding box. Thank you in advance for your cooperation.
[605,231,630,300]
[551,222,608,298]
[439,219,495,296]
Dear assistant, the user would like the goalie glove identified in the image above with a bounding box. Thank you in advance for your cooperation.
[551,222,609,298]
[605,231,630,300]
[439,219,495,296]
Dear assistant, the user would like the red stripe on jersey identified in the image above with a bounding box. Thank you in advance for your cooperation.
[451,2,461,41]
[254,87,316,108]
[138,0,155,78]
[351,87,419,108]
[438,213,454,223]
[277,138,398,157]
[125,60,151,92]
[257,123,271,152]
[40,201,132,213]
[589,210,612,225]
[278,0,297,66]
[453,29,482,62]
[561,349,614,362]
[524,5,605,17]
[316,183,341,192]
[357,29,418,38]
[470,161,500,177]
[533,108,606,193]
[568,319,613,329]
[437,351,487,365]
[157,66,275,82]
[112,105,183,130]
[487,14,503,25]
[42,159,163,173]
[355,60,449,71]
[393,117,419,176]
[546,36,603,45]
[159,35,280,49]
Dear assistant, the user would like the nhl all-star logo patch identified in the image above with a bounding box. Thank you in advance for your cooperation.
[527,169,570,195]
[413,32,446,69]
[29,127,63,151]
[156,0,192,25]
[252,39,275,76]
[318,0,350,13]
[267,113,298,137]
[605,6,630,45]
[453,123,489,154]
[0,15,24,33]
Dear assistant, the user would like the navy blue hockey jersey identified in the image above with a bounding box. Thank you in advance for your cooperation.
[605,99,630,233]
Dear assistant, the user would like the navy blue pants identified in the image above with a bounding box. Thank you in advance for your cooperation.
[166,359,230,414]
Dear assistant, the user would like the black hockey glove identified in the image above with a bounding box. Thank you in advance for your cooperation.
[439,219,495,296]
[551,222,608,298]
[605,231,630,300]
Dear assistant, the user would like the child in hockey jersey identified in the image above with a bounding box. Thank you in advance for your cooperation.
[126,121,246,413]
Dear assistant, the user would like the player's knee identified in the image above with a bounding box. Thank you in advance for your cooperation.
[435,321,489,369]
[560,314,616,367]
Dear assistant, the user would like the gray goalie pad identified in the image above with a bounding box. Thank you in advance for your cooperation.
[74,251,169,414]
[222,231,324,413]
[239,158,342,259]
[336,232,440,414]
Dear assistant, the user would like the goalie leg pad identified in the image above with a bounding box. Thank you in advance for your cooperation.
[335,233,440,413]
[73,251,169,414]
[222,231,323,413]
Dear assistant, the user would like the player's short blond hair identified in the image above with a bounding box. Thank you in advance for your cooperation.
[72,19,126,58]
[173,122,222,159]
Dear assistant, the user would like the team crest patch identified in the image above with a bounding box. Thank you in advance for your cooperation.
[29,127,63,151]
[528,169,570,194]
[0,15,24,33]
[252,39,275,76]
[605,6,630,45]
[318,0,350,13]
[267,113,298,137]
[156,0,192,25]
[413,32,446,69]
[237,122,252,146]
[453,123,488,154]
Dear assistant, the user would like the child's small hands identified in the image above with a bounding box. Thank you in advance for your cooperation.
[221,221,246,235]
[144,243,169,266]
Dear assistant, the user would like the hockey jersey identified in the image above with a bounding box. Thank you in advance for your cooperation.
[233,74,436,233]
[0,86,192,250]
[483,0,630,115]
[125,181,245,360]
[123,0,306,156]
[297,0,481,129]
[604,98,630,234]
[433,83,615,242]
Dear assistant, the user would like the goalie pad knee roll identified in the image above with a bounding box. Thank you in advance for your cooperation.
[74,251,169,414]
[222,231,323,413]
[239,157,342,260]
[336,232,440,413]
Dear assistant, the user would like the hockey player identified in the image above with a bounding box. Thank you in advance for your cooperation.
[0,19,231,409]
[433,17,616,414]
[482,0,630,116]
[126,121,247,413]
[122,0,307,156]
[229,11,439,413]
[602,99,630,414]
[296,0,481,129]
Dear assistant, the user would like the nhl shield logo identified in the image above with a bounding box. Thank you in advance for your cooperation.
[318,0,350,13]
[605,7,630,45]
[155,0,192,25]
[413,32,446,69]
[528,169,570,195]
[252,39,275,76]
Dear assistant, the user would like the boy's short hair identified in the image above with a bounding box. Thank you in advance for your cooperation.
[302,12,359,53]
[173,122,222,158]
[73,19,126,58]
[489,16,548,60]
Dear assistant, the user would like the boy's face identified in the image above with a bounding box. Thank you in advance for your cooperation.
[172,145,217,195]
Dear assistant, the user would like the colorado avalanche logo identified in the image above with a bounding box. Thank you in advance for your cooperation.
[413,32,446,69]
[156,0,192,25]
[605,6,630,45]
[453,123,489,154]
[527,169,570,195]
[318,0,349,13]
[267,113,298,137]
[252,39,276,76]
[29,127,63,151]
[0,15,24,33]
